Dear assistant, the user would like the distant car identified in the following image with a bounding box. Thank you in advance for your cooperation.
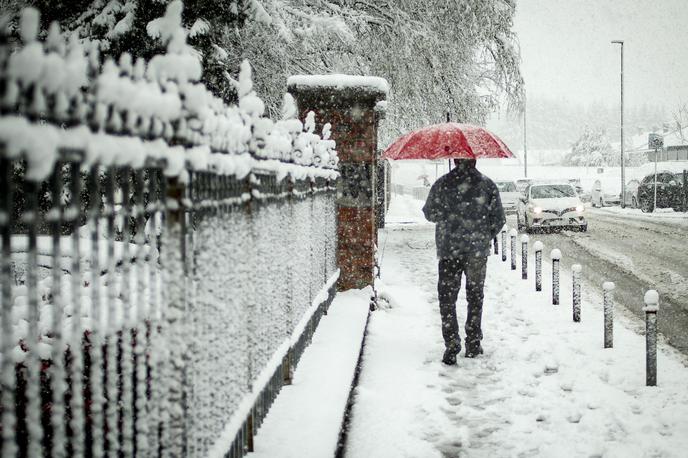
[515,178,533,192]
[591,180,621,207]
[637,171,686,213]
[624,179,640,208]
[495,180,520,214]
[516,183,587,232]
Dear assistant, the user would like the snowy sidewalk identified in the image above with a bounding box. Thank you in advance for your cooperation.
[345,194,688,458]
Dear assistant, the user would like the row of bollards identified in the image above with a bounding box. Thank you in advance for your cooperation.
[499,225,659,387]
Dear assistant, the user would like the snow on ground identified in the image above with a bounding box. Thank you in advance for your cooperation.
[345,193,688,458]
[250,288,370,458]
[593,206,688,225]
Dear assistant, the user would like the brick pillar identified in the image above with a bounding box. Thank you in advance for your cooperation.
[288,76,388,291]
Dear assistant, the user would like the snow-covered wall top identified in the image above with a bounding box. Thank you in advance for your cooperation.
[0,4,339,182]
[287,74,389,96]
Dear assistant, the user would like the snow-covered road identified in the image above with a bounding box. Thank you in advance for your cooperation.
[345,194,688,458]
[517,208,688,353]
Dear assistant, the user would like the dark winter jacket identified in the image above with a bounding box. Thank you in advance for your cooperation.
[422,165,506,259]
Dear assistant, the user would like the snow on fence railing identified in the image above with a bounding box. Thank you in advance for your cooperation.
[0,4,339,458]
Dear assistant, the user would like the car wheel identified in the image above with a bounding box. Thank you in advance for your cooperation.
[640,199,654,213]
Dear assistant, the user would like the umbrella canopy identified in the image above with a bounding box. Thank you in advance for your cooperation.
[383,122,515,160]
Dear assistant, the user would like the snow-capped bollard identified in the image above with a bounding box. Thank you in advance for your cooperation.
[603,282,615,348]
[494,236,499,255]
[510,228,517,270]
[572,264,582,322]
[534,241,543,291]
[551,249,561,305]
[644,290,659,386]
[521,234,529,279]
[501,227,507,262]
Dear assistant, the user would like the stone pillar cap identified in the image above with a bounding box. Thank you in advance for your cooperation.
[287,74,389,99]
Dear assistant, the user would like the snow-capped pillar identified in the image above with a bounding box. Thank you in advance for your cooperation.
[288,75,388,291]
[572,264,582,322]
[501,227,508,262]
[533,241,543,291]
[551,249,561,305]
[643,290,659,387]
[509,229,517,271]
[603,282,615,348]
[520,235,529,280]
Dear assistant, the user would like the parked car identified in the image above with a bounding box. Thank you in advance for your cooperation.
[495,180,520,214]
[624,179,640,208]
[515,178,533,192]
[591,180,621,207]
[636,171,687,213]
[516,183,587,232]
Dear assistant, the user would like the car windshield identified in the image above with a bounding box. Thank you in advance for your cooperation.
[530,185,576,199]
[496,182,517,192]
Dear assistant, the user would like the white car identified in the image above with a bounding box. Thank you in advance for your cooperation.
[591,179,621,207]
[495,180,520,214]
[516,183,587,232]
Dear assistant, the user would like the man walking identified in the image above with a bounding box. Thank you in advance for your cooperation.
[422,158,505,365]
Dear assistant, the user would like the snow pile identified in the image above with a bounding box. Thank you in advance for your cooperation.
[0,5,339,182]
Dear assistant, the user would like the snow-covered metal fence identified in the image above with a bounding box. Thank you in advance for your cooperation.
[0,5,339,458]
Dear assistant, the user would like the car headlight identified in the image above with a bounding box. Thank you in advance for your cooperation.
[576,205,584,213]
[533,206,542,214]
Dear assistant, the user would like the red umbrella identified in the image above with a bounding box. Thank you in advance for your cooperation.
[383,122,514,160]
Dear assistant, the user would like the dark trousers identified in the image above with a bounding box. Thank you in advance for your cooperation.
[438,255,488,351]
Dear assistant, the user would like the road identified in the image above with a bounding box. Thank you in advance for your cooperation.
[506,208,688,353]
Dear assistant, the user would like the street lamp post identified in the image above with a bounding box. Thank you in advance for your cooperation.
[612,40,625,208]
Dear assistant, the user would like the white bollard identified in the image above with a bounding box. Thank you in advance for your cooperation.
[521,234,529,280]
[603,282,615,348]
[509,228,517,271]
[501,226,508,262]
[533,241,543,291]
[572,264,582,322]
[643,290,659,386]
[551,249,561,305]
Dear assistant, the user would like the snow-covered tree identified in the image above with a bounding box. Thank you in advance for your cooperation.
[564,127,615,167]
[3,0,523,143]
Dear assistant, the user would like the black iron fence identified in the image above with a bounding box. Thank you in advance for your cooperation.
[0,5,339,457]
[0,146,338,458]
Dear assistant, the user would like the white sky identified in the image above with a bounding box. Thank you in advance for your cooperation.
[515,0,688,110]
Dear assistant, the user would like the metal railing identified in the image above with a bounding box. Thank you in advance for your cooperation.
[0,148,338,457]
[0,6,339,456]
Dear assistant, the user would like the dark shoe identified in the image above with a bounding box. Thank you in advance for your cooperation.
[464,345,484,358]
[442,348,458,365]
[442,342,461,365]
